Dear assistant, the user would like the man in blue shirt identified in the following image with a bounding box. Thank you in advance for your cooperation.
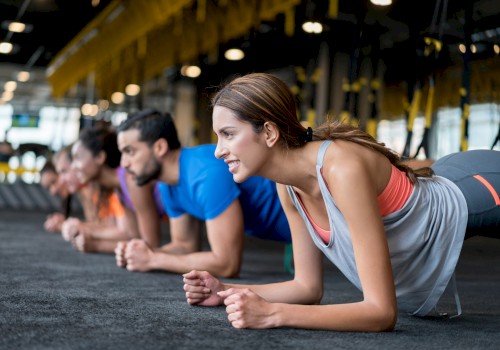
[115,108,291,278]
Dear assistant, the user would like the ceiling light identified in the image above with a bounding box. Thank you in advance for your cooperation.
[4,81,17,92]
[224,48,245,61]
[89,104,99,116]
[111,92,125,104]
[81,103,93,115]
[0,42,13,54]
[180,65,201,78]
[1,20,32,33]
[17,71,30,82]
[494,44,500,55]
[125,84,141,96]
[8,21,26,33]
[98,99,109,110]
[370,0,392,5]
[302,21,323,34]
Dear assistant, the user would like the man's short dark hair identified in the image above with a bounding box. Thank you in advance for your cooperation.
[117,108,181,150]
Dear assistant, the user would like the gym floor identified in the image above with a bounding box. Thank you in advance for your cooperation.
[1,210,499,350]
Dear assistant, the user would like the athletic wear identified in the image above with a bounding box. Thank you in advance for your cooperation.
[116,166,166,217]
[97,191,125,222]
[432,149,500,239]
[377,165,414,216]
[157,144,291,242]
[287,141,468,316]
[303,164,414,244]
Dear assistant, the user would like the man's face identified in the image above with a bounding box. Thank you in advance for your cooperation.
[117,129,162,186]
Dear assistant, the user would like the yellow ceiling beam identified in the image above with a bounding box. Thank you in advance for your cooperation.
[46,0,300,99]
[47,0,193,97]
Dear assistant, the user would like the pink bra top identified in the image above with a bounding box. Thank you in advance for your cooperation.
[300,165,413,244]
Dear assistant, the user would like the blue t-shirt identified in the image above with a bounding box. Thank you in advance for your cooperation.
[158,144,291,242]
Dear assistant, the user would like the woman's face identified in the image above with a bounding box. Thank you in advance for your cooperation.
[212,106,269,183]
[71,140,102,185]
[55,153,83,194]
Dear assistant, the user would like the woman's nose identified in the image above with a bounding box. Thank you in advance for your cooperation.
[214,142,225,159]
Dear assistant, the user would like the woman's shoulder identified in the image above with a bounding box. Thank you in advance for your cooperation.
[321,140,390,185]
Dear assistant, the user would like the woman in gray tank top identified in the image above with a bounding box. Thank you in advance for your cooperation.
[183,72,500,332]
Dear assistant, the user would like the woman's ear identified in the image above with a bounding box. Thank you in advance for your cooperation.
[263,121,279,147]
[96,150,106,166]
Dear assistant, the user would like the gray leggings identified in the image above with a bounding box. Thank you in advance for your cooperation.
[432,149,500,239]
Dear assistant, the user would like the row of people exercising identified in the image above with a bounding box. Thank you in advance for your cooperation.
[44,72,499,332]
[42,113,292,278]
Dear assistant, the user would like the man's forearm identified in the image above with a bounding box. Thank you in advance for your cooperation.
[149,250,240,278]
[156,240,199,255]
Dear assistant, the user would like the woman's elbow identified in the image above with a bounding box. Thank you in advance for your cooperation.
[370,306,398,332]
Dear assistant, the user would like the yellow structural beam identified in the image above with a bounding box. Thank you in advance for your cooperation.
[0,162,39,176]
[47,0,300,100]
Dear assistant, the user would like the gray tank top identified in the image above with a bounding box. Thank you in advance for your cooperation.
[286,140,468,316]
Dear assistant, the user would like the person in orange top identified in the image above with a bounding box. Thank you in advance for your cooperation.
[61,130,130,254]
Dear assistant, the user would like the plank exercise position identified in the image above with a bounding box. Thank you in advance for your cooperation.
[183,72,500,331]
[115,108,291,278]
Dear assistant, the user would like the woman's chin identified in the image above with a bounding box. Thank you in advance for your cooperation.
[232,171,248,184]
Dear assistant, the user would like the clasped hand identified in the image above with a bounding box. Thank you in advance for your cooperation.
[183,270,275,329]
[115,239,154,272]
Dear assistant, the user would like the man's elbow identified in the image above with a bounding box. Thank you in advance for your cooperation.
[294,280,323,304]
[211,259,241,279]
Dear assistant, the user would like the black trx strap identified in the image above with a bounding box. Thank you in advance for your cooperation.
[492,101,500,149]
[366,32,381,139]
[340,2,366,127]
[402,55,423,159]
[460,2,473,152]
[492,125,500,150]
[414,0,448,158]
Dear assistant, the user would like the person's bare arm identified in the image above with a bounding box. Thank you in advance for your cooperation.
[157,214,201,254]
[71,232,122,254]
[72,212,130,254]
[81,217,129,241]
[184,154,398,331]
[252,155,397,331]
[44,212,65,233]
[184,184,324,304]
[126,199,245,277]
[126,176,162,248]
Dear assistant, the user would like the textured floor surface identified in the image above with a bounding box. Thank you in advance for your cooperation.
[1,210,499,350]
